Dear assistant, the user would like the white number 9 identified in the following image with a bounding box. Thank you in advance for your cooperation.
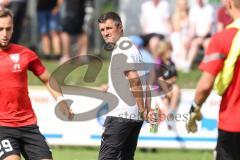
[0,139,13,157]
[2,139,13,152]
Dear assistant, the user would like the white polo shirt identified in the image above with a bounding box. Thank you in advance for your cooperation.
[140,0,171,36]
[107,37,147,120]
[189,4,214,37]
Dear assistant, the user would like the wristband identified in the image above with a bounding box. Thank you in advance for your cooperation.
[56,96,66,103]
[190,101,201,113]
[192,101,201,108]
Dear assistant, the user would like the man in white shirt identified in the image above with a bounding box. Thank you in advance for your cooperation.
[140,0,172,37]
[185,0,215,70]
[97,12,151,160]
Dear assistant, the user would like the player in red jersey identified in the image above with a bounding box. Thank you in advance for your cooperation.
[0,8,73,160]
[186,0,240,159]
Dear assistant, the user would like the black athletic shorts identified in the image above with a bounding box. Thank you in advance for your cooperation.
[61,0,86,35]
[98,116,143,160]
[0,125,52,160]
[216,129,240,160]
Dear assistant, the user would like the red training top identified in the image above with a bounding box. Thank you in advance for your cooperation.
[0,44,45,127]
[199,27,240,132]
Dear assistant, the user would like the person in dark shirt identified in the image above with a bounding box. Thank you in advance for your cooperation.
[154,40,181,130]
[60,0,89,63]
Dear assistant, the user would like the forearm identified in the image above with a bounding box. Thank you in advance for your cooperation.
[39,71,63,100]
[39,70,73,120]
[186,73,214,133]
[45,79,63,100]
[129,78,145,112]
[194,72,215,106]
[194,86,212,106]
[145,85,151,112]
[165,76,177,84]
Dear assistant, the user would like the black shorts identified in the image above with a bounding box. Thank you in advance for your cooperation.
[61,0,86,35]
[216,129,240,160]
[0,125,52,160]
[61,13,85,35]
[98,116,143,160]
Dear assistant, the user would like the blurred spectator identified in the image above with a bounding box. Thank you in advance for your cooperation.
[154,40,181,130]
[216,0,233,32]
[128,35,154,63]
[142,34,165,87]
[0,0,28,43]
[140,0,172,37]
[128,35,156,85]
[60,0,88,63]
[141,33,164,57]
[37,0,62,59]
[185,0,215,71]
[170,0,191,71]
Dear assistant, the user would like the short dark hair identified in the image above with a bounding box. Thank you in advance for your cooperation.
[0,8,13,19]
[98,12,122,26]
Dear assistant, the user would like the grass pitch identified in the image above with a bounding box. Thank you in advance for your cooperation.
[51,147,213,160]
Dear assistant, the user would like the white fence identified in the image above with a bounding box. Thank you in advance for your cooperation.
[30,87,221,149]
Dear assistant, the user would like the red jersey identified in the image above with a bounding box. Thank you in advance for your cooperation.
[0,44,45,127]
[199,27,240,132]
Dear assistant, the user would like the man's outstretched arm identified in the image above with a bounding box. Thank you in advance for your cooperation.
[186,71,216,133]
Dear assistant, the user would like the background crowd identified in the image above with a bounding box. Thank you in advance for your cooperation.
[0,0,230,131]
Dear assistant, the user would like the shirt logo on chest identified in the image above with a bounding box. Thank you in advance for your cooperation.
[9,53,21,72]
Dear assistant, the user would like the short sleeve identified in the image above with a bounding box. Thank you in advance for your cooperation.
[26,48,38,61]
[199,34,225,76]
[125,45,142,72]
[199,28,238,76]
[28,59,46,76]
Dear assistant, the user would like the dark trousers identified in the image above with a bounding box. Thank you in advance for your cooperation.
[98,116,143,160]
[216,129,240,160]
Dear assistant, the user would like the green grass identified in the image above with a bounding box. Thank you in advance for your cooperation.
[28,59,109,87]
[51,147,213,160]
[28,60,201,88]
[177,64,202,89]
